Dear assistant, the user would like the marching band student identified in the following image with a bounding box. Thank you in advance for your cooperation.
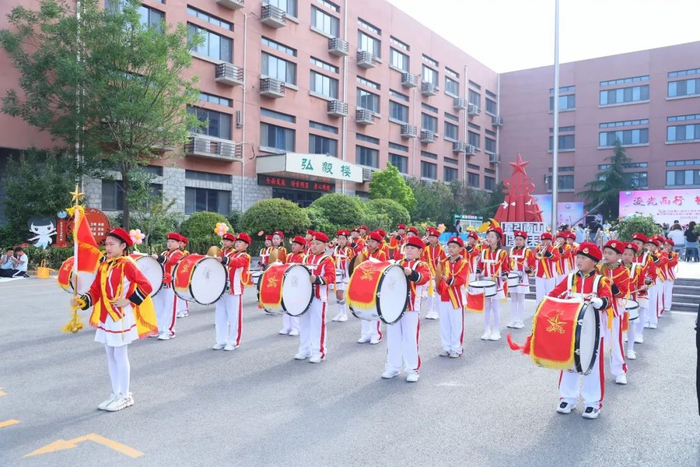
[437,236,470,358]
[556,232,573,283]
[600,240,631,385]
[357,230,387,344]
[271,231,290,331]
[349,228,365,255]
[296,232,336,363]
[551,242,613,420]
[622,243,645,360]
[258,234,273,270]
[382,236,430,382]
[644,237,663,329]
[176,234,190,319]
[509,230,535,329]
[72,228,157,412]
[214,233,251,351]
[377,229,391,257]
[151,232,184,340]
[279,237,306,336]
[359,225,369,244]
[304,229,314,256]
[332,230,354,323]
[423,228,447,321]
[565,232,578,273]
[389,224,407,259]
[476,227,511,341]
[662,239,679,316]
[534,232,561,304]
[466,231,481,282]
[631,233,655,340]
[651,236,669,318]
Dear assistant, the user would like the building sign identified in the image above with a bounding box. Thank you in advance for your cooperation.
[453,214,483,232]
[256,153,363,184]
[501,222,547,247]
[620,189,700,225]
[257,175,335,193]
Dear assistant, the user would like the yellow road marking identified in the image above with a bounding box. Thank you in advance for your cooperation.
[0,419,20,428]
[24,433,143,458]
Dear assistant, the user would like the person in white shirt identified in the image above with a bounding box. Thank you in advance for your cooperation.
[0,247,29,278]
[668,224,686,257]
[0,248,15,277]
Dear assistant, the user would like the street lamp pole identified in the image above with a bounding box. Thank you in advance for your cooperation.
[551,0,560,230]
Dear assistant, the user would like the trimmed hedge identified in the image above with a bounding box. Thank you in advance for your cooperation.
[240,198,311,239]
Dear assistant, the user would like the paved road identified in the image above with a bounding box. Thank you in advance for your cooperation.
[1,278,698,466]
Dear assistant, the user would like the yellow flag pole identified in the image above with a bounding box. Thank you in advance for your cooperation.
[63,185,85,334]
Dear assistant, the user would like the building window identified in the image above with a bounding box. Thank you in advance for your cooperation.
[357,88,380,113]
[261,108,296,123]
[102,180,124,211]
[445,157,458,165]
[600,75,648,87]
[666,169,700,186]
[668,114,700,122]
[422,54,438,67]
[445,77,460,97]
[421,151,437,160]
[599,162,647,170]
[390,36,409,51]
[666,159,700,166]
[485,137,496,154]
[549,134,576,151]
[311,57,339,74]
[484,176,495,191]
[468,131,480,149]
[310,71,339,99]
[265,0,298,17]
[422,66,438,86]
[389,142,408,152]
[600,119,649,128]
[468,80,481,90]
[599,128,649,147]
[668,78,700,98]
[309,134,338,156]
[262,52,297,85]
[260,123,295,151]
[309,121,338,134]
[357,76,380,90]
[624,172,648,188]
[317,0,339,12]
[187,24,232,63]
[185,187,230,215]
[545,174,574,191]
[199,92,232,107]
[358,18,381,35]
[389,101,409,123]
[599,85,649,106]
[311,6,339,37]
[421,103,438,113]
[390,153,408,174]
[421,161,437,180]
[185,170,232,184]
[444,122,459,141]
[468,122,481,130]
[468,89,480,107]
[187,6,232,30]
[486,98,497,115]
[262,37,297,56]
[390,48,409,72]
[356,133,379,145]
[550,85,575,93]
[468,172,479,188]
[667,124,700,142]
[390,89,409,102]
[669,68,700,78]
[444,166,458,183]
[358,31,381,57]
[549,94,576,111]
[356,145,378,168]
[139,4,165,30]
[445,112,459,122]
[188,106,232,140]
[421,113,437,132]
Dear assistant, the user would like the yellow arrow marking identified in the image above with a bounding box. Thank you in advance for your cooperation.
[24,433,143,458]
[0,419,20,428]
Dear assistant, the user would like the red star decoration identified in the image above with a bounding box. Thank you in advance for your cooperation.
[509,154,530,176]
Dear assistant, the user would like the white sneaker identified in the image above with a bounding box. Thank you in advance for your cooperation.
[125,393,134,407]
[514,320,525,329]
[649,323,657,329]
[634,335,644,344]
[224,344,237,351]
[405,372,420,383]
[489,330,501,341]
[369,338,381,345]
[176,312,186,318]
[449,351,461,358]
[582,407,600,419]
[289,330,299,337]
[506,320,517,329]
[279,328,290,335]
[148,333,159,339]
[157,333,170,340]
[425,311,439,320]
[357,336,371,344]
[644,322,650,329]
[105,396,129,412]
[337,314,348,322]
[97,394,118,411]
[627,350,637,360]
[309,355,325,363]
[212,343,226,350]
[481,330,491,340]
[439,350,450,357]
[332,313,342,322]
[382,370,400,379]
[556,401,574,414]
[615,374,627,385]
[294,352,310,360]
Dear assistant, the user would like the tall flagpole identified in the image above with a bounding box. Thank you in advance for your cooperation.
[551,0,560,230]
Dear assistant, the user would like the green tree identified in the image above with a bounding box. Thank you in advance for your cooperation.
[363,198,410,229]
[368,163,417,214]
[616,215,661,242]
[309,193,365,232]
[240,199,311,238]
[180,211,231,243]
[1,0,202,230]
[579,140,632,221]
[408,179,456,225]
[2,149,76,244]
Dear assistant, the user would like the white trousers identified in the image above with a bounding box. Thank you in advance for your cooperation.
[647,284,659,325]
[385,311,420,374]
[426,280,438,312]
[663,280,674,314]
[177,295,189,315]
[105,344,130,397]
[154,287,177,336]
[535,277,556,304]
[483,297,500,331]
[438,300,464,354]
[215,293,242,346]
[608,315,627,376]
[360,319,383,340]
[298,299,327,359]
[635,304,648,340]
[559,332,605,409]
[510,292,526,322]
[282,313,300,333]
[627,313,637,353]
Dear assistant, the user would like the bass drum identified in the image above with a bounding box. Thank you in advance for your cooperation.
[130,254,164,296]
[173,254,227,305]
[258,263,313,317]
[346,260,409,325]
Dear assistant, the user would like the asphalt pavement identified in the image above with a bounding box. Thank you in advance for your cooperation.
[0,278,698,466]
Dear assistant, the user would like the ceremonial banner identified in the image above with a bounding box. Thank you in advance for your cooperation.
[619,189,700,225]
[466,291,484,313]
[346,261,387,310]
[529,297,583,370]
[258,263,289,309]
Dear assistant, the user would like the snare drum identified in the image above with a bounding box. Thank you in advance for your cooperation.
[625,299,640,321]
[56,256,96,295]
[506,272,521,288]
[529,296,600,375]
[258,263,313,317]
[250,270,264,285]
[346,260,409,324]
[173,254,227,305]
[130,254,164,296]
[468,280,497,298]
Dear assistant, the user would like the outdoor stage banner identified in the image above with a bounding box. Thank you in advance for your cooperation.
[531,194,585,229]
[501,222,547,248]
[619,189,700,225]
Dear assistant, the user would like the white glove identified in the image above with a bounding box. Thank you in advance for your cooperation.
[590,297,604,309]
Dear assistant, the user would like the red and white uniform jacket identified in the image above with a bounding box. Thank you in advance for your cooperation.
[437,256,470,309]
[598,263,630,317]
[466,243,482,275]
[549,269,613,313]
[476,247,511,291]
[221,248,251,295]
[333,245,354,274]
[286,252,306,264]
[661,250,679,281]
[625,263,646,301]
[259,247,272,268]
[533,244,560,279]
[556,243,574,275]
[389,234,404,258]
[363,247,388,262]
[399,258,431,312]
[652,251,669,282]
[510,246,535,276]
[565,242,578,271]
[421,243,447,279]
[350,237,365,255]
[633,251,656,289]
[272,246,287,263]
[157,249,184,287]
[304,253,336,303]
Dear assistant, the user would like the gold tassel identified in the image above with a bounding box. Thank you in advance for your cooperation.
[62,298,86,334]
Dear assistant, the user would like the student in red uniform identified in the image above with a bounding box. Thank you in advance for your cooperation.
[350,227,365,255]
[476,227,511,341]
[422,228,446,318]
[466,231,481,282]
[214,233,251,351]
[622,243,646,360]
[72,228,157,412]
[644,236,663,329]
[303,229,314,256]
[552,242,613,420]
[258,234,273,270]
[381,236,430,382]
[534,232,561,304]
[296,232,336,363]
[437,236,470,357]
[279,237,305,336]
[509,230,535,329]
[599,240,631,385]
[151,232,184,340]
[358,231,387,344]
[662,239,679,316]
[332,230,354,322]
[176,234,190,318]
[389,224,407,259]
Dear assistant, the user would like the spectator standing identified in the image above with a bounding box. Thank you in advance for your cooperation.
[668,224,686,258]
[575,224,586,244]
[685,222,699,262]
